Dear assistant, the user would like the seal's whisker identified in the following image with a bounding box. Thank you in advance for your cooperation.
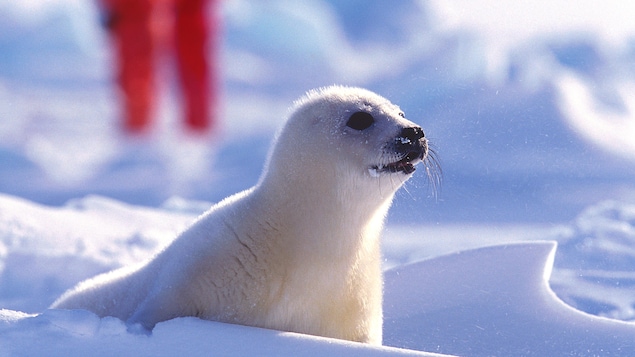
[424,146,442,200]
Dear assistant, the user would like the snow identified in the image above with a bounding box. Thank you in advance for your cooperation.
[430,0,635,83]
[0,310,438,357]
[384,241,635,356]
[2,195,635,356]
[2,0,635,355]
[555,72,635,161]
[0,195,635,356]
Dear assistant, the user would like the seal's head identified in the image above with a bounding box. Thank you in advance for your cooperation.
[264,86,437,198]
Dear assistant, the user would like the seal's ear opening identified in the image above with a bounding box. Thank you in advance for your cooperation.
[346,112,375,130]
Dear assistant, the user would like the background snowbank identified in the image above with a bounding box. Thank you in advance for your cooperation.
[1,0,635,223]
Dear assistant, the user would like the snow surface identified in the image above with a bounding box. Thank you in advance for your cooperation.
[0,310,439,357]
[384,241,635,356]
[2,0,635,355]
[1,195,635,356]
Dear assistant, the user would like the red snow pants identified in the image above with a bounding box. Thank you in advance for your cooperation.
[102,0,218,135]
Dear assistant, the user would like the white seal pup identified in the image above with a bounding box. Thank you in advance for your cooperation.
[51,86,436,344]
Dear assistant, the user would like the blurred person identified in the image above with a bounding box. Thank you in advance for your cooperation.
[100,0,219,136]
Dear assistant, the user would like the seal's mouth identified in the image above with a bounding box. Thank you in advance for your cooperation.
[369,151,424,177]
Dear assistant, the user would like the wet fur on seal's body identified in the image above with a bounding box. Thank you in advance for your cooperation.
[51,86,434,344]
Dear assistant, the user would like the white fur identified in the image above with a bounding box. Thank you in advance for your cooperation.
[51,86,423,344]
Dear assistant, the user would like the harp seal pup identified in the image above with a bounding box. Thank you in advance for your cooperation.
[51,86,434,345]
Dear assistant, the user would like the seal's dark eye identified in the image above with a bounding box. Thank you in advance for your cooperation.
[346,112,375,130]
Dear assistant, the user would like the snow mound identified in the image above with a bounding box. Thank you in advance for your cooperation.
[384,241,635,356]
[0,194,196,313]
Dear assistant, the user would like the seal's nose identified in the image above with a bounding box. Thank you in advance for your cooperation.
[400,126,425,143]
